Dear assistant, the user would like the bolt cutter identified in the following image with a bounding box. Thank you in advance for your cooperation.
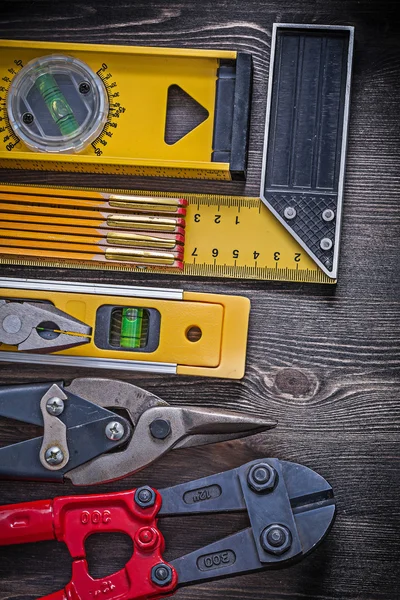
[0,458,335,600]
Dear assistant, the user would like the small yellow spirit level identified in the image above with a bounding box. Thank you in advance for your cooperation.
[0,39,252,180]
[0,278,250,379]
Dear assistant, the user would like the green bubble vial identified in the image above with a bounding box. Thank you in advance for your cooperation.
[120,308,144,348]
[35,72,80,136]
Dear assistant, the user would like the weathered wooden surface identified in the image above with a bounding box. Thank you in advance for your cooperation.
[0,1,399,599]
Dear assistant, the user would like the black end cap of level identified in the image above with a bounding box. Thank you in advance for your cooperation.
[229,52,253,180]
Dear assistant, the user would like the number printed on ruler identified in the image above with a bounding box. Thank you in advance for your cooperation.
[0,185,333,282]
[185,198,317,272]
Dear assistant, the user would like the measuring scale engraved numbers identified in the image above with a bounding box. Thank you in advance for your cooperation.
[0,184,335,283]
[185,196,325,282]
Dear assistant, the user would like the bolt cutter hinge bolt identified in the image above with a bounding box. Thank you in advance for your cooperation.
[135,486,156,508]
[260,524,292,555]
[247,462,277,493]
[151,563,173,587]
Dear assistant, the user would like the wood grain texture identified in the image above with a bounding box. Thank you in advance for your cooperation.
[0,1,399,599]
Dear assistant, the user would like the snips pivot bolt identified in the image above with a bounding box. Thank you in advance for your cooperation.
[134,486,156,508]
[45,446,64,465]
[260,524,292,555]
[151,563,173,587]
[149,418,171,440]
[46,396,65,416]
[105,421,125,441]
[247,462,277,493]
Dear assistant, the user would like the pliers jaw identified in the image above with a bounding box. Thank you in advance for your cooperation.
[0,300,91,352]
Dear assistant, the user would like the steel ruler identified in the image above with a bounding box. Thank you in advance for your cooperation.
[0,183,333,283]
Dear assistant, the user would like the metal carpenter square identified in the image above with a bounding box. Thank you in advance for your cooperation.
[261,24,354,278]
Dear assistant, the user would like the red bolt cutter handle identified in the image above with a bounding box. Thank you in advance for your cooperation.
[41,593,67,600]
[0,489,177,600]
[0,498,55,545]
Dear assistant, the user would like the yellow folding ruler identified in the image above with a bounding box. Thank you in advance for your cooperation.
[0,278,250,379]
[0,39,251,180]
[0,183,333,283]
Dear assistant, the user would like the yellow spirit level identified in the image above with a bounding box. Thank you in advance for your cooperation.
[0,40,251,180]
[0,278,250,379]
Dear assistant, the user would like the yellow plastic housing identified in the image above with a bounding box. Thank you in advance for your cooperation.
[0,40,236,179]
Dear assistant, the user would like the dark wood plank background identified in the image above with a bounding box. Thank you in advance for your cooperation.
[0,1,399,599]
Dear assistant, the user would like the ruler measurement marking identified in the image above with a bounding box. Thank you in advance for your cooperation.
[0,182,334,283]
[0,59,23,150]
[0,256,330,282]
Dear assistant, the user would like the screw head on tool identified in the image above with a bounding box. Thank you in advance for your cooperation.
[22,112,34,124]
[136,526,159,550]
[151,563,173,587]
[139,527,155,543]
[322,209,335,222]
[79,81,91,94]
[247,462,277,493]
[134,486,156,508]
[46,396,65,416]
[320,237,333,251]
[149,418,171,440]
[284,206,297,220]
[260,524,292,555]
[105,421,125,441]
[45,446,64,465]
